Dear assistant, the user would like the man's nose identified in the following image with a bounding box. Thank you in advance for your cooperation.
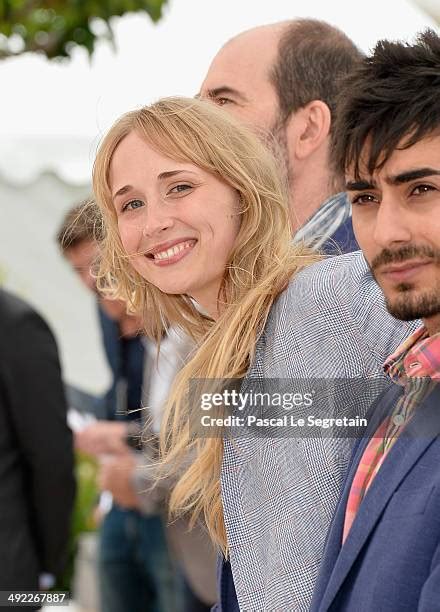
[373,197,412,248]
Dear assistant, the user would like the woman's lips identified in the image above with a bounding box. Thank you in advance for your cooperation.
[146,239,197,266]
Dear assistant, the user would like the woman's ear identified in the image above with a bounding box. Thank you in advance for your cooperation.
[285,100,332,161]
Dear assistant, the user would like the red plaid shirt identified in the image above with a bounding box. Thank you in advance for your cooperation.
[343,326,440,543]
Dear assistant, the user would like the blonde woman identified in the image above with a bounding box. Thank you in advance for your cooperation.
[93,97,416,611]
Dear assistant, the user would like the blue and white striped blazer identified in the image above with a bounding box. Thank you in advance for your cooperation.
[220,250,419,611]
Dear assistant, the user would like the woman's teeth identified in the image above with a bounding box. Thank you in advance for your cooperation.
[153,240,194,260]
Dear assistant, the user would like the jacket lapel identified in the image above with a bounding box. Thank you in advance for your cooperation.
[320,384,440,611]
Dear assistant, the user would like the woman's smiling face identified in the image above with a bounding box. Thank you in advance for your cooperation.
[109,130,241,317]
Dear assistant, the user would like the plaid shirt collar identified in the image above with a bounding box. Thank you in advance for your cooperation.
[384,326,440,383]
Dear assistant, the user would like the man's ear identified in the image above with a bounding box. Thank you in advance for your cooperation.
[286,100,331,161]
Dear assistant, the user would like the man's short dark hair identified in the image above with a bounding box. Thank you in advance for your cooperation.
[332,29,440,179]
[56,199,103,252]
[270,19,363,125]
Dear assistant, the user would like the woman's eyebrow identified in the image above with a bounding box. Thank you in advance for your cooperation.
[113,184,133,199]
[113,170,199,199]
[157,170,198,180]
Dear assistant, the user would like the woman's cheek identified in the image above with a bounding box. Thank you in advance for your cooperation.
[118,221,140,256]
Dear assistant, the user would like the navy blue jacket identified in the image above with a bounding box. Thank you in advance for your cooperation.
[97,305,145,421]
[212,557,239,612]
[311,383,440,612]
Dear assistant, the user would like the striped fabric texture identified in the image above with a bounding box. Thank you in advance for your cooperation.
[293,192,351,250]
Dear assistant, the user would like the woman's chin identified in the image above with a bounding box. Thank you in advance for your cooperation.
[151,281,193,297]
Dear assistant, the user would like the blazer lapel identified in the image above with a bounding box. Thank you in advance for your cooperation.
[320,384,440,611]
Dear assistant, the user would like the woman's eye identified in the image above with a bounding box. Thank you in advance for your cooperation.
[122,199,144,212]
[169,184,192,195]
[351,193,378,205]
[215,97,231,106]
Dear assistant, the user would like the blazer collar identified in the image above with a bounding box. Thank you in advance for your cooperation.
[320,383,440,611]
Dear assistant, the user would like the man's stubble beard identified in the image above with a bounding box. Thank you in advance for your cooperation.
[267,115,293,195]
[384,283,440,322]
[371,245,440,322]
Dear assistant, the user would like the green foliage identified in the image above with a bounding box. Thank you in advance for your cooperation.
[0,0,167,60]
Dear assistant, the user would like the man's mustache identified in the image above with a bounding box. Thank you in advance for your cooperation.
[371,245,440,271]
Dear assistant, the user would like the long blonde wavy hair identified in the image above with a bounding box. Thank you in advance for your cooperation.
[93,97,319,552]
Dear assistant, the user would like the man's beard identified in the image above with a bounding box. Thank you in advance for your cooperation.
[371,245,440,321]
[384,285,440,321]
[265,115,292,192]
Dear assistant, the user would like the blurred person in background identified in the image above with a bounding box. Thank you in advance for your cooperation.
[200,18,362,253]
[0,288,75,603]
[57,202,145,422]
[57,203,179,612]
[94,325,218,612]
